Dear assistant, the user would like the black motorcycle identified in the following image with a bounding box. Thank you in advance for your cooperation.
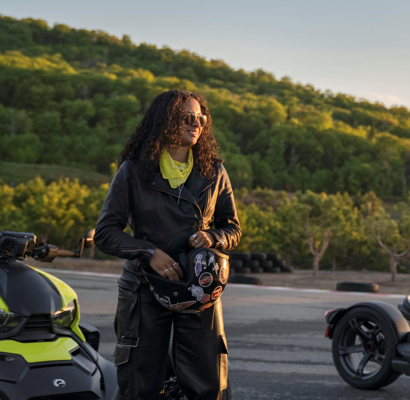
[0,230,118,400]
[325,295,410,389]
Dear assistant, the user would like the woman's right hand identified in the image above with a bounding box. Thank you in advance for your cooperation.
[149,248,183,281]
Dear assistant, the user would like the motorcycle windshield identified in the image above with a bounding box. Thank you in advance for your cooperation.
[0,260,62,316]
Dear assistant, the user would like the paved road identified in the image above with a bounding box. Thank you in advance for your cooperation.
[47,269,410,400]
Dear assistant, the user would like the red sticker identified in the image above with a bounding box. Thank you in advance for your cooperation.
[199,303,214,311]
[199,272,213,287]
[169,300,196,311]
[199,294,210,304]
[212,286,223,300]
[220,260,229,284]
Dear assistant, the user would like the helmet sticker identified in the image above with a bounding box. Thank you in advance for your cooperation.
[169,300,196,311]
[188,284,205,301]
[195,254,203,277]
[208,254,215,267]
[213,262,220,275]
[199,293,210,304]
[154,294,171,308]
[179,308,201,313]
[220,260,229,284]
[199,272,213,287]
[212,286,223,300]
[199,302,214,311]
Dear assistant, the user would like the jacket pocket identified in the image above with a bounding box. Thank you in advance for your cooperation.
[219,334,228,389]
[114,343,131,367]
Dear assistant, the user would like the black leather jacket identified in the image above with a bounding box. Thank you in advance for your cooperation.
[94,158,241,279]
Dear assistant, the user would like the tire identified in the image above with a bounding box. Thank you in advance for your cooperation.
[264,266,280,273]
[261,260,273,268]
[251,252,267,261]
[237,267,251,274]
[230,252,251,261]
[244,260,260,268]
[228,275,263,285]
[267,253,281,261]
[336,282,379,293]
[331,307,401,390]
[250,267,264,274]
[230,259,243,269]
[280,266,294,273]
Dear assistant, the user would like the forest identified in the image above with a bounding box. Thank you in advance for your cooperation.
[1,15,410,275]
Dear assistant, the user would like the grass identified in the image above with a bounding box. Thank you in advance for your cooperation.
[0,162,111,187]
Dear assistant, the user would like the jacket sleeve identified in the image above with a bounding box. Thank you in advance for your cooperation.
[94,160,157,260]
[206,165,242,251]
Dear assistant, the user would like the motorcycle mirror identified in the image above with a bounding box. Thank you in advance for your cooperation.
[84,229,95,249]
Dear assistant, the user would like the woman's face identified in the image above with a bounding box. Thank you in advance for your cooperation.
[180,98,204,147]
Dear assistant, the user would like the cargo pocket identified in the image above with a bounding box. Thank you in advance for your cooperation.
[114,343,131,367]
[219,334,228,390]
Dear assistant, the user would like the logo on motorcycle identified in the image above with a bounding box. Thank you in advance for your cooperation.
[53,379,66,388]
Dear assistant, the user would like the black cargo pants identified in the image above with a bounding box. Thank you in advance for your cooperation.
[113,280,228,400]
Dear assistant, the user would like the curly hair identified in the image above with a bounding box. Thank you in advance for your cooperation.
[119,89,220,181]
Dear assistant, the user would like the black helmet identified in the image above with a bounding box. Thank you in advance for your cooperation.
[143,238,230,313]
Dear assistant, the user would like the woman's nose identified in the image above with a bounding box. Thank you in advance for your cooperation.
[192,118,200,127]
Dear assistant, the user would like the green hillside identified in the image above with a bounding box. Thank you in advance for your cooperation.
[1,15,410,197]
[0,161,111,186]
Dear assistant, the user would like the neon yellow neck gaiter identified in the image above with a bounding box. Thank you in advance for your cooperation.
[159,148,193,188]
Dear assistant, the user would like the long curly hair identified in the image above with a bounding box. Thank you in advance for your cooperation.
[119,89,220,181]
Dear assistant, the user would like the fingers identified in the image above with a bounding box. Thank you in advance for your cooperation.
[172,262,184,278]
[189,231,214,248]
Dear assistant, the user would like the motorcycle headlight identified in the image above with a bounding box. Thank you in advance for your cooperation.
[0,309,24,333]
[52,301,76,328]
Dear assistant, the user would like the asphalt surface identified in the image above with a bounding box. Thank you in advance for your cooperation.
[46,269,410,400]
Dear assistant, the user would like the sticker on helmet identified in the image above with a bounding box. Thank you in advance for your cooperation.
[208,254,215,267]
[154,294,171,308]
[199,272,213,287]
[199,293,210,304]
[195,254,203,276]
[179,308,201,313]
[188,284,204,301]
[212,286,223,300]
[220,260,229,284]
[199,302,214,311]
[169,300,196,311]
[213,262,220,275]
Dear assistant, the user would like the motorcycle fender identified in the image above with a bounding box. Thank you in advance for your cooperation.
[328,301,410,342]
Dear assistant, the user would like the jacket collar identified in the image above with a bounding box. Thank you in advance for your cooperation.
[148,164,214,206]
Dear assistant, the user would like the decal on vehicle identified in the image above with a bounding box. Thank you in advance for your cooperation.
[53,379,66,388]
[188,284,204,301]
[199,272,213,287]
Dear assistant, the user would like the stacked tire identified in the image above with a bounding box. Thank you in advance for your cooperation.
[229,252,293,274]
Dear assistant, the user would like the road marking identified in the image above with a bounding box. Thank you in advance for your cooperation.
[226,284,406,299]
[38,268,406,298]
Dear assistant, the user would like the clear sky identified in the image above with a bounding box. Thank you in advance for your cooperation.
[2,0,409,108]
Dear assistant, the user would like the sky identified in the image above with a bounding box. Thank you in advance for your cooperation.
[2,0,410,108]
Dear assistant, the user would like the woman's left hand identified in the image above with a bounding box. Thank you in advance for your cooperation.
[189,231,215,248]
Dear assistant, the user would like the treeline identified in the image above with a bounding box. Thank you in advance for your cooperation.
[1,16,410,198]
[2,177,410,280]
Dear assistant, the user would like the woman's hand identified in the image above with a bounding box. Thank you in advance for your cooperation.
[189,231,215,248]
[149,249,183,281]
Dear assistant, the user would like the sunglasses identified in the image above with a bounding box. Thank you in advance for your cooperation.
[183,112,207,127]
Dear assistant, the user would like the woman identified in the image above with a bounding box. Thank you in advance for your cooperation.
[94,89,241,400]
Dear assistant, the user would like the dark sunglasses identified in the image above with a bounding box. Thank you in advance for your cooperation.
[183,112,207,127]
